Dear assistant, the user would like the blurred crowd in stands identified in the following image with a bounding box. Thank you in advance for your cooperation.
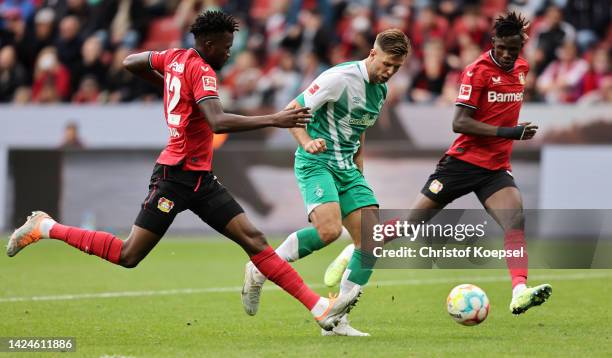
[0,0,610,110]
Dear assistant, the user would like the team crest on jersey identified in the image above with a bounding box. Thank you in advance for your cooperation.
[315,185,324,198]
[429,180,443,194]
[308,83,320,95]
[157,197,174,213]
[518,72,525,85]
[352,96,362,105]
[202,76,217,91]
[458,84,472,100]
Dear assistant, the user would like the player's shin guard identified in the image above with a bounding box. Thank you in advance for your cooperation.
[49,224,123,264]
[505,229,528,288]
[340,249,375,295]
[251,246,319,310]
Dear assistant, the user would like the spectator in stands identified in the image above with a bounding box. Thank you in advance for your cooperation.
[447,6,489,54]
[223,50,263,113]
[577,75,612,105]
[563,0,610,51]
[281,8,332,66]
[106,46,137,102]
[0,0,36,25]
[1,8,29,67]
[6,7,56,79]
[29,8,57,68]
[529,5,576,75]
[46,0,90,28]
[31,46,70,102]
[537,41,589,103]
[72,75,101,103]
[439,43,481,105]
[73,36,107,91]
[411,6,448,59]
[579,47,611,98]
[258,49,302,111]
[55,15,82,89]
[410,38,448,103]
[0,44,28,102]
[95,0,151,49]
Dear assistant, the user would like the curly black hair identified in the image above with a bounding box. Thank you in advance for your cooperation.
[190,10,239,39]
[493,11,529,38]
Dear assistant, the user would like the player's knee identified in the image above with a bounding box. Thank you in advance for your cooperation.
[317,224,343,244]
[245,229,269,253]
[504,210,525,231]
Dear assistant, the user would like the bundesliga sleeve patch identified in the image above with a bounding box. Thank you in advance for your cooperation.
[202,76,217,91]
[458,84,472,100]
[308,83,320,95]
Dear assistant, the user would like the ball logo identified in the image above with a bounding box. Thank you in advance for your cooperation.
[458,84,472,100]
[202,76,217,91]
[157,197,175,213]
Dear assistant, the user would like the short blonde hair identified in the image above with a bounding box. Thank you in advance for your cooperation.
[375,29,411,57]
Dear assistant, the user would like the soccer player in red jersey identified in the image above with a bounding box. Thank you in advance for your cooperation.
[6,10,360,331]
[411,12,551,315]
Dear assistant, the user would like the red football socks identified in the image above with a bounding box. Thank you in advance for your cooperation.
[251,246,319,310]
[505,229,528,288]
[49,224,123,264]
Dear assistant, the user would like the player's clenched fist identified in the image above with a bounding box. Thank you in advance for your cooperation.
[273,107,312,128]
[303,138,327,154]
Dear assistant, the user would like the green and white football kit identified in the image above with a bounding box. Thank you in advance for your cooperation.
[243,61,386,336]
[294,60,387,217]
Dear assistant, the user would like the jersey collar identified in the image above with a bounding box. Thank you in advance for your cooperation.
[488,50,515,72]
[191,47,205,60]
[358,60,370,82]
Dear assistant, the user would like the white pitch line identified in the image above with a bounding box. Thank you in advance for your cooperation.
[1,272,610,303]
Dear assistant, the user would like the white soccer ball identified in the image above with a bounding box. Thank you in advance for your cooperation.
[447,284,490,326]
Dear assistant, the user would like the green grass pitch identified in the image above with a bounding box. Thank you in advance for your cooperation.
[1,237,610,357]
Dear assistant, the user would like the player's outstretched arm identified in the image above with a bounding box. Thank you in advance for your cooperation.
[123,51,164,90]
[199,98,311,133]
[453,106,538,140]
[285,100,326,154]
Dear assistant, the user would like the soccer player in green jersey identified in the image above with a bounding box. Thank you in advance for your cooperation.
[241,29,411,336]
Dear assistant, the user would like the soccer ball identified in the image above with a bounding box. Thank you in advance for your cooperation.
[447,284,490,326]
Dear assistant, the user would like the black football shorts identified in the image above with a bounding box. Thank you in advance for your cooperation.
[420,155,517,206]
[135,163,244,236]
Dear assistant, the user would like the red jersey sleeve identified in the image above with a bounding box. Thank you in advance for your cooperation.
[188,62,219,103]
[149,50,169,73]
[455,64,487,109]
